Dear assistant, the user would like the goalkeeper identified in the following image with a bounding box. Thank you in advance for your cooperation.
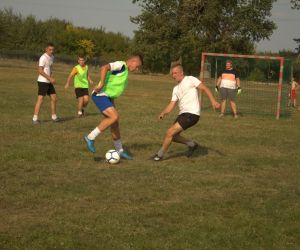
[215,60,241,118]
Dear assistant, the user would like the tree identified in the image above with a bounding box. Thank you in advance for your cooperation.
[291,0,300,9]
[131,0,277,73]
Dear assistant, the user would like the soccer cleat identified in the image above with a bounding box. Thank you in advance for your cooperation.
[32,119,41,125]
[52,117,61,123]
[219,113,224,118]
[234,114,239,119]
[84,135,96,153]
[152,154,163,161]
[119,151,133,160]
[187,142,199,157]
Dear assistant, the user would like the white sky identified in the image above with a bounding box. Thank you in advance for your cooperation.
[0,0,299,52]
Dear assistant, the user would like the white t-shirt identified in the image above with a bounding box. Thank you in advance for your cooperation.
[37,53,54,83]
[171,76,201,116]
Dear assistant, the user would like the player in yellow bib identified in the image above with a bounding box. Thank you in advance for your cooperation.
[84,54,143,160]
[65,55,94,117]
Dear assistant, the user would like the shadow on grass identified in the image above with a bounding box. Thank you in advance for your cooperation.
[165,145,225,160]
[94,156,105,162]
[41,112,100,123]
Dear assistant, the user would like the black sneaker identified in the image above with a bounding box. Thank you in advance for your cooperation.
[32,119,41,125]
[152,154,163,161]
[187,143,199,157]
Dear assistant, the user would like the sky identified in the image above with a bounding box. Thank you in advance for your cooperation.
[0,0,299,52]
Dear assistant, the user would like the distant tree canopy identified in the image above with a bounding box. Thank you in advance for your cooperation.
[0,8,131,62]
[131,0,277,74]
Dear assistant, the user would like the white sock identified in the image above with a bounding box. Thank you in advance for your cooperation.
[157,148,164,157]
[113,139,123,153]
[78,111,83,115]
[186,141,195,147]
[88,127,101,140]
[33,115,38,121]
[52,114,57,120]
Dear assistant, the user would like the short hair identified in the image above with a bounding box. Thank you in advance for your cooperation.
[226,60,233,65]
[131,54,143,65]
[171,63,183,71]
[78,54,86,60]
[46,42,54,48]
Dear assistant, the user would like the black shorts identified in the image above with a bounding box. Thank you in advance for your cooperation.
[175,113,200,130]
[75,88,89,98]
[37,81,56,96]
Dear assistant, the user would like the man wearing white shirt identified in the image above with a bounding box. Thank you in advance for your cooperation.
[153,64,220,161]
[32,43,60,124]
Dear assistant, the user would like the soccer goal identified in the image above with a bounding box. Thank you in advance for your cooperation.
[200,52,292,119]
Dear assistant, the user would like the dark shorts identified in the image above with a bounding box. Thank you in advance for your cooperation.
[220,87,237,101]
[175,113,200,130]
[75,88,89,98]
[92,94,114,113]
[37,81,56,96]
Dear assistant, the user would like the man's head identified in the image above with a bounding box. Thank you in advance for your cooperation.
[171,63,185,82]
[225,60,233,70]
[126,54,143,72]
[45,42,55,56]
[78,55,86,66]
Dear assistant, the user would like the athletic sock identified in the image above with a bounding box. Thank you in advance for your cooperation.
[78,111,83,115]
[52,114,57,120]
[87,127,101,140]
[33,115,38,121]
[113,139,124,153]
[157,148,164,158]
[186,141,195,147]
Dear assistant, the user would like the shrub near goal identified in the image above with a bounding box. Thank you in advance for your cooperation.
[200,52,292,119]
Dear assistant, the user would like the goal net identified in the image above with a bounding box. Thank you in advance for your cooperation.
[200,52,292,119]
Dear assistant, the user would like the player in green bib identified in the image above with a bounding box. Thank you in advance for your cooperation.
[84,54,143,160]
[65,55,94,117]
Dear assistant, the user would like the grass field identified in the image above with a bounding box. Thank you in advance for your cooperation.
[0,59,299,249]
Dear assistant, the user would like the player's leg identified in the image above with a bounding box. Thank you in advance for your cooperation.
[219,87,227,117]
[110,120,133,160]
[228,89,238,118]
[50,93,60,122]
[33,95,44,124]
[83,95,89,108]
[84,95,117,153]
[153,122,183,161]
[33,82,47,124]
[77,96,84,117]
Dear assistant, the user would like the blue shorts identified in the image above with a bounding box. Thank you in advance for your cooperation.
[92,95,114,112]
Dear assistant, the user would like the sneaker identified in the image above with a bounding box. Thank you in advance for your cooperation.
[152,154,163,161]
[187,142,199,157]
[78,113,84,118]
[52,117,61,123]
[219,113,224,118]
[32,119,41,124]
[119,151,133,160]
[84,135,96,153]
[234,114,238,119]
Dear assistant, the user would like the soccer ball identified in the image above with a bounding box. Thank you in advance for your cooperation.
[105,149,120,164]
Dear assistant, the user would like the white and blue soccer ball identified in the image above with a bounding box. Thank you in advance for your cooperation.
[105,149,120,164]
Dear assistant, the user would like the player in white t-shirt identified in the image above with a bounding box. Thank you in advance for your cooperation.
[153,64,220,161]
[32,43,60,124]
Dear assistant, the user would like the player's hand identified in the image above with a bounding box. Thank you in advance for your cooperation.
[93,87,101,93]
[237,87,242,95]
[64,84,69,90]
[50,77,56,84]
[215,86,219,92]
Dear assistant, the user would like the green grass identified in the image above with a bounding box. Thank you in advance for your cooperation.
[0,59,299,249]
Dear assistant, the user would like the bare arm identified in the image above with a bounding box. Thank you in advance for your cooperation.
[216,76,222,87]
[198,83,220,109]
[38,66,55,84]
[158,101,177,120]
[236,78,241,88]
[64,72,74,89]
[94,64,110,92]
